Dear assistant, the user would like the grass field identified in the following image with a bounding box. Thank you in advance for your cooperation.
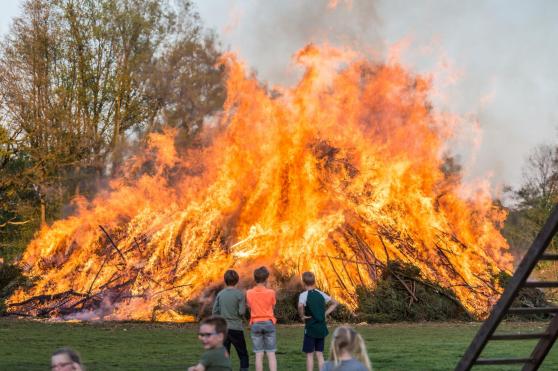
[1,318,558,370]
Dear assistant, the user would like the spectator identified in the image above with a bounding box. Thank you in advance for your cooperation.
[298,271,338,371]
[213,269,249,371]
[188,316,232,371]
[322,326,372,371]
[246,266,277,371]
[51,347,84,371]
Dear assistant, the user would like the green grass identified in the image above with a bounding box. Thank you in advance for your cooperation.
[1,318,558,370]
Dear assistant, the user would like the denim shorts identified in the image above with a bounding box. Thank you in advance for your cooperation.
[250,320,276,353]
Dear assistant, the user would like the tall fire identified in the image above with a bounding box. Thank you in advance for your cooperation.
[7,44,512,321]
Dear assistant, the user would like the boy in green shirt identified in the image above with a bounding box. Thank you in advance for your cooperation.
[212,270,249,371]
[298,271,339,371]
[189,316,232,371]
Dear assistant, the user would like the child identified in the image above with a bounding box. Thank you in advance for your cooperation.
[246,266,277,371]
[323,326,372,371]
[51,347,84,371]
[298,271,338,371]
[188,316,232,371]
[212,269,249,371]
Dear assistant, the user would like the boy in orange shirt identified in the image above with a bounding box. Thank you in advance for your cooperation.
[246,266,277,371]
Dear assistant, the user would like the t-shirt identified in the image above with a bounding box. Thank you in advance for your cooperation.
[299,289,331,338]
[246,285,276,324]
[322,359,369,371]
[212,287,246,331]
[199,346,232,371]
[298,289,331,306]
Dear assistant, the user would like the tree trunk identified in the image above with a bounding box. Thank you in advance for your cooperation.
[40,195,47,228]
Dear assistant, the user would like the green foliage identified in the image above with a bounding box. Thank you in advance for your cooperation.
[355,262,469,322]
[502,144,558,255]
[0,263,27,314]
[496,271,551,320]
[0,0,226,260]
[275,289,300,324]
[329,303,355,322]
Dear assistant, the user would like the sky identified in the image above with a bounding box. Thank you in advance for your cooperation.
[1,0,557,191]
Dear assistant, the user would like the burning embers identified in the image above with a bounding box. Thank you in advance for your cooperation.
[7,45,512,321]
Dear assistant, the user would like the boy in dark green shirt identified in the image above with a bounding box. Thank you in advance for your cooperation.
[189,316,232,371]
[298,271,339,371]
[212,270,249,371]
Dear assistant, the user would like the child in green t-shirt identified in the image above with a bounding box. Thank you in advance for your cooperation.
[212,269,249,371]
[188,316,232,371]
[298,272,339,371]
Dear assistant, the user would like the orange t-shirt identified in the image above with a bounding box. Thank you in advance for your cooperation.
[246,285,276,324]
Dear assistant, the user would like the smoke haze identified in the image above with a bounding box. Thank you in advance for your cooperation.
[195,0,558,191]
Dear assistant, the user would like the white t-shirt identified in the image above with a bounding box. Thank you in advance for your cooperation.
[298,289,331,306]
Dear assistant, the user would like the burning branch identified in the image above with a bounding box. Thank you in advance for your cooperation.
[99,225,126,263]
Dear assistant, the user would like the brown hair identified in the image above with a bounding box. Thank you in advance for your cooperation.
[52,347,83,368]
[329,326,372,371]
[224,269,239,286]
[200,315,228,335]
[253,266,269,284]
[302,271,315,286]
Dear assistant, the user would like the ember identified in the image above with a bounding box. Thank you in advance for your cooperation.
[7,44,512,321]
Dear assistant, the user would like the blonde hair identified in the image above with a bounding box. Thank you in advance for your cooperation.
[329,326,372,371]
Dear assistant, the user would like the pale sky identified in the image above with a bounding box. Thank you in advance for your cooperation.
[2,1,557,191]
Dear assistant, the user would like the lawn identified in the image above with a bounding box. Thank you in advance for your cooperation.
[1,318,557,370]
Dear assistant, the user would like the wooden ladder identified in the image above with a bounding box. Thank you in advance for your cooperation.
[456,204,558,371]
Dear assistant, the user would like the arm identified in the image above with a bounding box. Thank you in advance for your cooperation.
[298,303,311,321]
[188,363,206,371]
[238,292,246,316]
[212,294,220,315]
[298,292,311,321]
[325,298,339,317]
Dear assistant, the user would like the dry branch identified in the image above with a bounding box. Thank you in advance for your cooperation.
[99,225,126,263]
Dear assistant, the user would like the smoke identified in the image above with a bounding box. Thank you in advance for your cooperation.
[196,0,558,192]
[197,0,382,85]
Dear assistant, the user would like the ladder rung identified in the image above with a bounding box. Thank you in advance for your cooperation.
[541,254,558,260]
[508,307,558,314]
[524,281,558,288]
[474,357,532,365]
[490,332,548,340]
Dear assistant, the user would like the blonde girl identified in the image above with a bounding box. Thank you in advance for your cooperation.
[322,326,372,371]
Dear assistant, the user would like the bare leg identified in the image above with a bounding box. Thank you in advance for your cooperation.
[306,352,314,371]
[255,352,264,371]
[316,351,325,371]
[266,351,277,371]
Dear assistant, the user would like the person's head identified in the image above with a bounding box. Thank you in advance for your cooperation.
[224,269,239,286]
[329,326,372,371]
[198,316,227,350]
[302,271,316,288]
[253,266,269,284]
[51,347,83,371]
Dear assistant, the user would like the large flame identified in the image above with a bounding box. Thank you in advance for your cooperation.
[8,44,512,320]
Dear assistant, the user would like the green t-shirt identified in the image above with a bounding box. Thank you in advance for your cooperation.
[200,346,231,371]
[302,289,329,338]
[212,287,246,331]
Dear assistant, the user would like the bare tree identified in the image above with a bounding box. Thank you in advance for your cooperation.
[504,144,558,253]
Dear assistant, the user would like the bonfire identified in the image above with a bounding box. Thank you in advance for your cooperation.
[7,44,512,321]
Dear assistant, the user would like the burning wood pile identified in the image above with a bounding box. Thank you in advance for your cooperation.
[7,45,512,321]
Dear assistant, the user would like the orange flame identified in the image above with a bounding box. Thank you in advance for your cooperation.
[8,44,512,320]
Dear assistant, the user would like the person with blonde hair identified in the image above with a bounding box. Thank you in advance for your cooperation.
[322,326,372,371]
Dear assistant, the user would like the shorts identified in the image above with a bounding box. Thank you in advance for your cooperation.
[250,320,276,353]
[302,334,325,353]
